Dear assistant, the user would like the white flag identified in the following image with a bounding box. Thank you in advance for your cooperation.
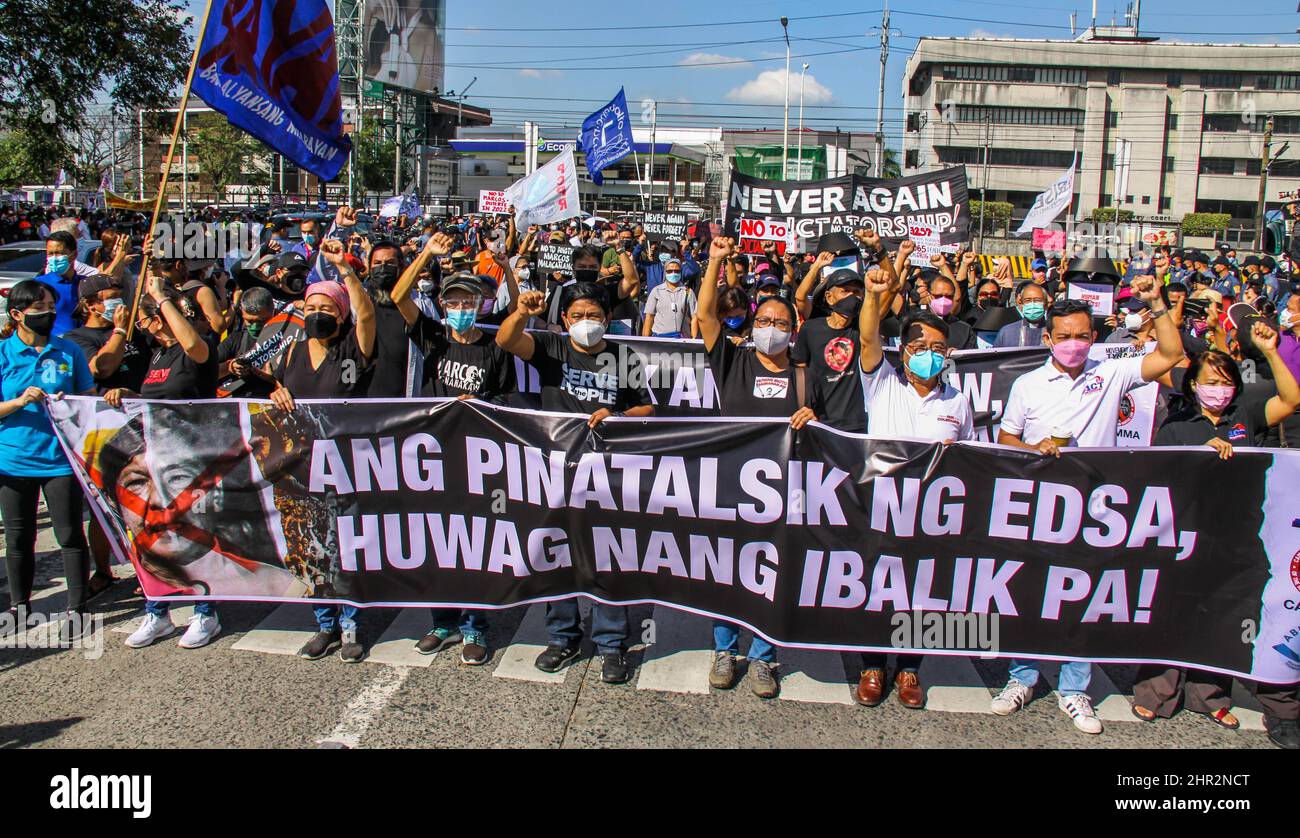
[505,146,580,229]
[1016,160,1076,234]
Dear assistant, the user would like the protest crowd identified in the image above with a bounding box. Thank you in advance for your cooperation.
[1,195,1299,750]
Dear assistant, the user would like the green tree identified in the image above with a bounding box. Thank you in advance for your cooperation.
[882,148,902,179]
[351,115,396,194]
[0,0,190,178]
[0,130,47,186]
[190,120,263,199]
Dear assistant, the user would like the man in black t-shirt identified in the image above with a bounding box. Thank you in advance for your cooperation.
[497,282,654,684]
[790,269,866,431]
[215,287,282,399]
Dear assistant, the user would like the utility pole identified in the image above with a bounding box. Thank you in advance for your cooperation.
[649,100,658,210]
[1255,114,1273,252]
[780,17,790,180]
[796,63,809,180]
[977,113,991,251]
[875,1,890,177]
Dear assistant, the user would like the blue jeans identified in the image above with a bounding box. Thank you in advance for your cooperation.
[432,608,488,638]
[545,599,628,655]
[314,604,358,633]
[1010,659,1092,696]
[147,599,214,618]
[713,621,775,663]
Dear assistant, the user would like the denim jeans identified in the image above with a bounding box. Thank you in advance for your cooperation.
[712,621,775,663]
[1010,659,1092,696]
[146,599,215,618]
[314,604,359,632]
[545,599,628,655]
[432,608,488,638]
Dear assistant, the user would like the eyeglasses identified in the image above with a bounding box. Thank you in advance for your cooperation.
[904,339,949,355]
[753,317,792,331]
[441,299,479,311]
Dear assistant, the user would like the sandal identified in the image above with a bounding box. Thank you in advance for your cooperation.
[1130,703,1157,722]
[85,572,115,602]
[1203,708,1240,730]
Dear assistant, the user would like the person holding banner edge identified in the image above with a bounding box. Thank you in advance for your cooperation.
[992,274,1184,734]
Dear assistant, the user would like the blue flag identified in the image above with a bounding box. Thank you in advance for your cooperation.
[578,88,634,186]
[191,0,352,182]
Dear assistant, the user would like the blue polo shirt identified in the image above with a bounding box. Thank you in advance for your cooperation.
[0,334,94,477]
[33,271,81,337]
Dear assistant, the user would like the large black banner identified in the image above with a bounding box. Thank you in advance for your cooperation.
[50,396,1300,682]
[723,166,972,250]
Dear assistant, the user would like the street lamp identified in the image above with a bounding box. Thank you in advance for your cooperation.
[796,63,809,180]
[781,16,790,180]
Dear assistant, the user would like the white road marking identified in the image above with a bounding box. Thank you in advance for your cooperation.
[315,666,410,748]
[367,608,438,667]
[230,603,319,655]
[636,605,712,695]
[919,654,994,714]
[776,647,854,705]
[492,603,568,684]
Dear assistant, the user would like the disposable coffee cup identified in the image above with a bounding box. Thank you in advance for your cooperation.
[1049,426,1072,447]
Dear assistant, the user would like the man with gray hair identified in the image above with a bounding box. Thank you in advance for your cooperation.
[215,287,284,399]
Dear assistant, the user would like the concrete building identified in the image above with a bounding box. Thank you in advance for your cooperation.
[901,27,1300,235]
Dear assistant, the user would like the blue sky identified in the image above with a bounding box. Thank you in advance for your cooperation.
[181,0,1299,145]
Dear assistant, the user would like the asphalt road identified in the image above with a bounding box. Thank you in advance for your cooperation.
[0,529,1279,750]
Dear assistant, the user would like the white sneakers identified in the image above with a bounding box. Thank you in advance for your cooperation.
[990,679,1033,715]
[178,612,221,649]
[124,611,220,649]
[124,613,175,648]
[1058,693,1104,735]
[989,679,1104,735]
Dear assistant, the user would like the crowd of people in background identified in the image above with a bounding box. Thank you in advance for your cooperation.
[1,198,1298,749]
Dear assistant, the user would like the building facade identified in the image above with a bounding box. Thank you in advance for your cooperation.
[901,31,1300,232]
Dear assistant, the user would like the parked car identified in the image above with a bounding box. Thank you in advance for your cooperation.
[0,242,48,326]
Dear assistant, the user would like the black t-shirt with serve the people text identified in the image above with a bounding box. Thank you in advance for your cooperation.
[420,327,515,401]
[139,335,219,399]
[790,316,864,431]
[706,330,800,418]
[529,330,650,414]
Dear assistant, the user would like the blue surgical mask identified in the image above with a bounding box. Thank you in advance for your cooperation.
[46,254,70,275]
[103,298,123,317]
[665,272,682,285]
[723,315,746,329]
[302,234,317,246]
[445,308,477,333]
[1017,301,1046,323]
[906,349,946,380]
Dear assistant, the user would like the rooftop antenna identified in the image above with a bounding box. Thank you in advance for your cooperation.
[1070,12,1077,37]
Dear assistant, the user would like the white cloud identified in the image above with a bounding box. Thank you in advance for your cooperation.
[725,69,832,105]
[677,52,751,69]
[518,69,563,79]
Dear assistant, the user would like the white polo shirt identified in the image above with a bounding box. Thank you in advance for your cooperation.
[1001,354,1146,448]
[860,360,974,443]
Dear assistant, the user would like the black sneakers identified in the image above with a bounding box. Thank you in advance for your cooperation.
[298,629,342,660]
[534,643,580,672]
[1267,718,1299,750]
[601,653,631,684]
[340,628,366,663]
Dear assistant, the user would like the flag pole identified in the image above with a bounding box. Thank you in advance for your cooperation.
[125,0,214,340]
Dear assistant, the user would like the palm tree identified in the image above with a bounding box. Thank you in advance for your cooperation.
[881,148,902,179]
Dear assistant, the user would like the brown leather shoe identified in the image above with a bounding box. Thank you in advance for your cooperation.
[855,669,886,706]
[894,670,925,709]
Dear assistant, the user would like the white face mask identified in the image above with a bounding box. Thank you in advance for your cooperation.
[751,325,792,356]
[516,266,531,281]
[569,319,606,348]
[1282,309,1297,330]
[1124,312,1145,331]
[417,279,436,295]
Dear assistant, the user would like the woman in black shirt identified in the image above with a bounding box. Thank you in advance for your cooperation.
[1134,326,1300,729]
[264,241,376,664]
[695,236,823,700]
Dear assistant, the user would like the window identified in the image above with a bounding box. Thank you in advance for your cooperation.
[1256,73,1300,90]
[1104,153,1115,170]
[1201,72,1242,89]
[1164,156,1175,173]
[1126,195,1134,204]
[934,146,1079,168]
[1246,159,1261,177]
[1199,158,1235,175]
[1272,159,1300,177]
[938,64,1085,85]
[952,105,1084,126]
[1142,196,1151,205]
[1205,114,1300,133]
[1106,111,1119,128]
[1167,113,1178,130]
[1166,71,1182,87]
[1160,196,1172,212]
[1108,69,1122,85]
[905,149,919,168]
[1203,113,1244,132]
[906,112,921,132]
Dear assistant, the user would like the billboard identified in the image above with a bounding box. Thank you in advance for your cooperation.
[364,0,445,96]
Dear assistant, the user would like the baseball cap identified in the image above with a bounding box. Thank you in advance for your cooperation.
[755,273,783,290]
[439,271,486,298]
[823,268,864,290]
[277,251,309,273]
[1030,258,1048,271]
[76,274,123,301]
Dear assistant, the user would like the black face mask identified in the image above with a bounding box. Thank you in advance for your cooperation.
[304,312,338,340]
[830,295,862,320]
[573,268,600,284]
[21,311,55,336]
[369,263,400,290]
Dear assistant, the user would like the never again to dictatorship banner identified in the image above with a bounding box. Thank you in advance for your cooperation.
[49,396,1300,682]
[723,167,971,249]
